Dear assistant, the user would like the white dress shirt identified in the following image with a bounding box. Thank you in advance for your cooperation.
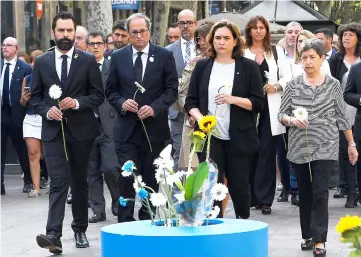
[180,37,196,62]
[98,57,104,71]
[1,57,17,102]
[132,43,150,80]
[326,49,333,60]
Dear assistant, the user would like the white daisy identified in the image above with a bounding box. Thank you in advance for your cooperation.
[133,175,146,192]
[293,106,308,121]
[155,169,170,184]
[49,84,62,100]
[149,193,167,207]
[211,183,229,201]
[206,206,220,219]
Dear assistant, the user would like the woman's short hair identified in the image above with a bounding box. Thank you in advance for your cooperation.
[299,38,325,58]
[18,52,30,63]
[194,20,215,51]
[337,22,361,57]
[295,30,315,64]
[207,19,244,59]
[245,15,272,54]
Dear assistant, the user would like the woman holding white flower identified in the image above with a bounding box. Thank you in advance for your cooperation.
[278,38,358,257]
[244,16,291,215]
[185,20,264,219]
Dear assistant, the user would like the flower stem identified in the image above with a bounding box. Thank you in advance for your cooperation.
[306,128,312,183]
[355,235,361,250]
[205,132,212,163]
[140,120,153,152]
[187,146,196,173]
[58,100,68,161]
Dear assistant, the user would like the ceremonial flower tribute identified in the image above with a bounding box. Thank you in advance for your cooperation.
[336,215,361,256]
[49,84,68,161]
[119,115,227,226]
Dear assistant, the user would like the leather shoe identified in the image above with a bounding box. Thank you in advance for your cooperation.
[23,184,33,193]
[74,232,89,248]
[67,193,72,205]
[291,194,299,206]
[333,188,346,198]
[36,233,62,254]
[111,205,118,216]
[89,213,106,223]
[345,194,357,208]
[277,190,289,202]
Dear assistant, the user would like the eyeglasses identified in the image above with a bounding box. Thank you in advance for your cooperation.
[177,21,194,27]
[195,37,206,44]
[88,42,104,47]
[298,39,304,44]
[1,44,16,48]
[107,42,114,45]
[130,29,149,37]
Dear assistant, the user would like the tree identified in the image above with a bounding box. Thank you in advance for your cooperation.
[84,1,113,34]
[151,1,170,46]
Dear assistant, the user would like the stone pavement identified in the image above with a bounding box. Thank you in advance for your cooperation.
[1,169,359,257]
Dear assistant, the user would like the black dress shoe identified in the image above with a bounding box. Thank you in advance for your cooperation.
[333,188,346,198]
[67,193,72,205]
[23,184,33,193]
[89,213,106,223]
[111,206,118,216]
[291,194,299,206]
[301,239,313,251]
[36,233,63,254]
[277,191,289,202]
[345,194,357,208]
[261,205,272,215]
[74,232,89,248]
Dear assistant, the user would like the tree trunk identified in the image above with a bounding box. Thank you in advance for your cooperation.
[316,0,333,17]
[84,0,113,35]
[151,0,170,46]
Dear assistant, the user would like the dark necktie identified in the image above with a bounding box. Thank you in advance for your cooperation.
[2,63,11,106]
[134,52,143,84]
[61,55,68,87]
[98,63,102,71]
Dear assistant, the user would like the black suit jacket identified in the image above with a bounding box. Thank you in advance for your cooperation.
[29,48,104,142]
[184,57,264,155]
[1,59,32,128]
[98,58,116,138]
[344,62,361,140]
[105,43,178,144]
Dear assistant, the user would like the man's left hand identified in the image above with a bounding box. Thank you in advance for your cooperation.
[138,105,155,120]
[264,84,277,94]
[59,97,77,110]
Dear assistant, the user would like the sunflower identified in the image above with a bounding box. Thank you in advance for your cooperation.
[336,215,361,234]
[193,131,206,140]
[199,115,217,133]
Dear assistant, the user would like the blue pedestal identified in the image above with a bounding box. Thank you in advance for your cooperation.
[101,219,268,257]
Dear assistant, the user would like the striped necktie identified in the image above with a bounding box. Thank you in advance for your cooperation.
[184,41,191,65]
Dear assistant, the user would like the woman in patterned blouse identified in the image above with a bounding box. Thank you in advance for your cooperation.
[278,38,358,257]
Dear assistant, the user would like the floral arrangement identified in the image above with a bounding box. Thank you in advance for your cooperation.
[119,115,228,226]
[336,215,361,256]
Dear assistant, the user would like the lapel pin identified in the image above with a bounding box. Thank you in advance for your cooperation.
[237,72,239,74]
[74,54,79,60]
[107,56,111,60]
[149,57,154,63]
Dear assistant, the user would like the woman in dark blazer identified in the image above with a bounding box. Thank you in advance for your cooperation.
[184,20,264,219]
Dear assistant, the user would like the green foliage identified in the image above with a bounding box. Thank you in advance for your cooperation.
[184,162,209,200]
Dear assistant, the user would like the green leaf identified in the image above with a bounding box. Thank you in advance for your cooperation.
[184,162,209,200]
[349,250,361,257]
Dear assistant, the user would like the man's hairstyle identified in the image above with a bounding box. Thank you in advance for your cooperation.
[86,30,105,44]
[126,13,152,32]
[52,11,76,31]
[314,28,333,39]
[168,23,178,30]
[284,21,303,34]
[112,20,127,33]
[106,33,113,43]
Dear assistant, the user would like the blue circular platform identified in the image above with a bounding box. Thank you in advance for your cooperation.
[101,219,268,257]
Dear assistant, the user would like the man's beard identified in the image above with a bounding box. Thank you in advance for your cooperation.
[114,41,127,49]
[55,37,75,51]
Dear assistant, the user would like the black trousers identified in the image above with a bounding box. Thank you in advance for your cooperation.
[199,137,251,219]
[115,121,165,223]
[292,160,335,242]
[1,107,32,185]
[339,131,357,195]
[251,103,279,206]
[357,140,361,194]
[43,124,94,237]
[88,127,119,214]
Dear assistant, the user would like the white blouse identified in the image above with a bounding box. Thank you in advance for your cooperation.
[207,62,235,140]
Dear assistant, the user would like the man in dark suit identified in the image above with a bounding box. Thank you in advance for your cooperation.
[86,30,119,223]
[1,37,32,195]
[106,13,178,223]
[30,12,104,254]
[315,28,337,60]
[166,9,197,170]
[344,62,361,204]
